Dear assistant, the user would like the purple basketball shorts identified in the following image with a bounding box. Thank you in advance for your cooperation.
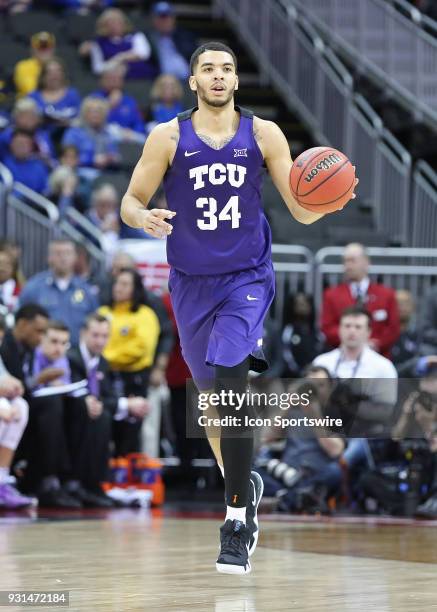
[168,260,275,390]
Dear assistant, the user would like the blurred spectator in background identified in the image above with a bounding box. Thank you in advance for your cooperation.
[48,164,85,216]
[74,243,106,296]
[281,293,323,377]
[62,96,120,171]
[0,130,49,193]
[321,243,400,357]
[14,32,56,97]
[19,239,98,344]
[52,0,113,12]
[0,354,34,508]
[67,314,148,497]
[146,73,184,131]
[0,239,25,288]
[255,366,345,514]
[31,320,71,392]
[28,58,81,135]
[149,1,197,80]
[92,64,146,143]
[0,249,21,314]
[99,250,174,388]
[0,0,32,13]
[418,284,437,355]
[98,268,160,454]
[0,98,55,166]
[87,183,120,255]
[392,289,418,373]
[84,8,158,80]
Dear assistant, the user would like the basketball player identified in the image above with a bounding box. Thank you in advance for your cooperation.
[121,42,357,574]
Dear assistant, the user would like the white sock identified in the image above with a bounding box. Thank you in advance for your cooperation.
[225,505,246,524]
[0,467,9,484]
[218,464,224,478]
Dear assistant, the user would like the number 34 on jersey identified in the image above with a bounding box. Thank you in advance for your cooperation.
[189,162,247,231]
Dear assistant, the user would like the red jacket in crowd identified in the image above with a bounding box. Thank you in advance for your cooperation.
[321,282,401,357]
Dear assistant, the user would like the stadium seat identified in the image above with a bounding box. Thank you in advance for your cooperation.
[0,40,28,75]
[8,11,62,43]
[64,13,96,44]
[123,81,153,109]
[92,171,130,197]
[118,142,144,171]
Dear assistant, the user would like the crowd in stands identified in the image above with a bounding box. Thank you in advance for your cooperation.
[0,1,197,257]
[0,237,435,519]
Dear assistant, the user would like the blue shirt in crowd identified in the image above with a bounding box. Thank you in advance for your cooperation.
[62,125,119,168]
[92,90,145,134]
[0,125,55,164]
[28,88,82,126]
[1,154,49,193]
[19,271,98,344]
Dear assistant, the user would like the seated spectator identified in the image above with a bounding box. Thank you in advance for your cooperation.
[146,73,184,131]
[0,249,21,314]
[85,8,158,80]
[28,58,81,134]
[0,355,34,508]
[87,183,120,255]
[67,313,148,503]
[92,64,146,143]
[48,165,85,216]
[0,305,79,507]
[0,239,25,288]
[149,2,197,80]
[14,31,56,98]
[62,96,120,171]
[74,242,106,297]
[321,243,400,357]
[0,98,55,166]
[0,130,49,193]
[392,289,419,373]
[281,293,323,377]
[98,268,160,454]
[19,239,98,345]
[52,0,113,11]
[314,306,398,437]
[0,0,32,13]
[254,366,345,514]
[31,320,72,392]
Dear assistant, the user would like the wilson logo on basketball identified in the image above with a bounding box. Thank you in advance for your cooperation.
[304,153,343,183]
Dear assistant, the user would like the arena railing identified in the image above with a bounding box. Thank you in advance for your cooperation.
[215,0,413,245]
[271,245,314,323]
[0,165,106,278]
[284,0,437,129]
[314,246,437,313]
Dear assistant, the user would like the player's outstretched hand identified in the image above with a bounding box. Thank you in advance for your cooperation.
[142,209,176,239]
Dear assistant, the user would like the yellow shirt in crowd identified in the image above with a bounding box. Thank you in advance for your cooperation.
[14,58,42,97]
[98,302,161,372]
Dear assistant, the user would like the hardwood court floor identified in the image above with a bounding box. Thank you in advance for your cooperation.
[0,510,436,611]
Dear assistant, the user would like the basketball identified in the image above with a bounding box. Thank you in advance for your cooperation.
[290,146,356,213]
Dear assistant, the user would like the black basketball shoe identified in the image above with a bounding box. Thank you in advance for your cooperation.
[216,519,251,575]
[246,471,264,556]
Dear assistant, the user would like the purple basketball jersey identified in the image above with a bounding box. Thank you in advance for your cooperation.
[164,106,272,275]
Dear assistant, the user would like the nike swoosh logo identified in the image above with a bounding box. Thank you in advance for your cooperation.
[247,295,259,301]
[185,150,201,157]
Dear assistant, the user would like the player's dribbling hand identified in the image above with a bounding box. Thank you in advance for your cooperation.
[141,209,176,239]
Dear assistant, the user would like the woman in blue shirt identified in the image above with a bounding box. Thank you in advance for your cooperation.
[29,58,81,132]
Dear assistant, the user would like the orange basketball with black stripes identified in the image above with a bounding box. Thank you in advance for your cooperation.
[289,146,356,213]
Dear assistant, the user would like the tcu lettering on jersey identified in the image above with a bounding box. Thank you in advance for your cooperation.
[189,163,247,190]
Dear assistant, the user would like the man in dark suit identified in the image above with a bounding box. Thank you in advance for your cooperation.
[321,243,400,357]
[66,313,149,506]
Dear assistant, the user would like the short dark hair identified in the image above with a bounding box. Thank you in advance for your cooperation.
[46,320,70,334]
[340,305,372,327]
[83,313,110,329]
[190,42,237,75]
[15,303,49,323]
[304,365,333,381]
